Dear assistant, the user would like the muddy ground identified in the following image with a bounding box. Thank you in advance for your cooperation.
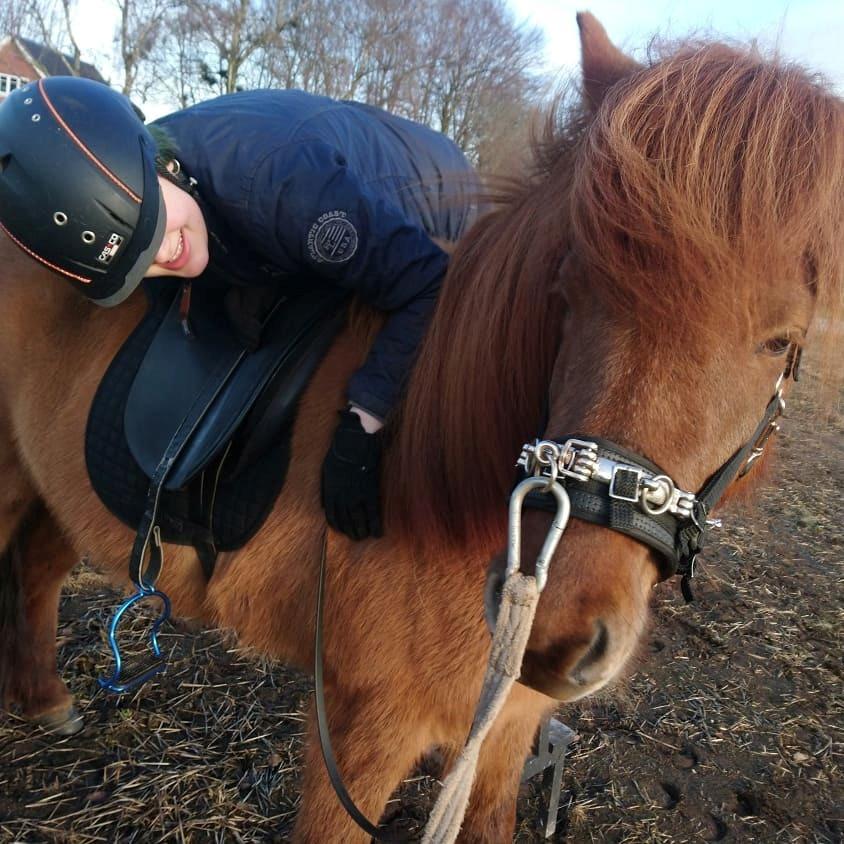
[0,378,841,843]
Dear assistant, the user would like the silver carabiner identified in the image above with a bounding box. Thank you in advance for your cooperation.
[506,477,572,592]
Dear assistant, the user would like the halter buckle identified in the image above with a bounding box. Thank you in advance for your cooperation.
[559,439,599,482]
[641,475,676,516]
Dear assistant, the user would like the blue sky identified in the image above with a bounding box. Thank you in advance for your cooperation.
[509,0,844,92]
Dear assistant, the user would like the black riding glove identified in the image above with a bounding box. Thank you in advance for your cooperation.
[321,409,383,540]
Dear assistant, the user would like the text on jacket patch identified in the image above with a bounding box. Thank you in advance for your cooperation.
[307,210,358,264]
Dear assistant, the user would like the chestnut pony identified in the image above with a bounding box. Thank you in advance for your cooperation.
[1,14,842,842]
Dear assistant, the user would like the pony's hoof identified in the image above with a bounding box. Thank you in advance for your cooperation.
[34,703,84,736]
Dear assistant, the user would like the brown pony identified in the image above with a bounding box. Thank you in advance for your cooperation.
[1,13,842,842]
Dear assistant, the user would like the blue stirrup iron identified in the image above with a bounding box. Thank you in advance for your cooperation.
[98,587,171,694]
[99,526,172,693]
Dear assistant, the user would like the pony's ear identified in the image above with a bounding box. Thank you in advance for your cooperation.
[577,12,641,111]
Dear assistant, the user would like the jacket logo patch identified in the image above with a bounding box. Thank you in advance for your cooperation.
[307,211,358,264]
[96,232,124,265]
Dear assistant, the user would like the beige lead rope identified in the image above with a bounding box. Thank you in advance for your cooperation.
[422,479,571,844]
[422,572,541,843]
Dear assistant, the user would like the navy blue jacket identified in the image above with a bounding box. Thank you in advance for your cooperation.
[154,90,479,419]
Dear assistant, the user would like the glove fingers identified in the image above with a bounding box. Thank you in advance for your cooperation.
[321,410,383,541]
[325,499,380,541]
[330,501,356,540]
[324,486,345,535]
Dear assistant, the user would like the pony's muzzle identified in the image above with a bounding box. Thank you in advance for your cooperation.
[483,551,627,701]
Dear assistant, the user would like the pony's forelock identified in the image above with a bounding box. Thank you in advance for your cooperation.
[571,43,844,357]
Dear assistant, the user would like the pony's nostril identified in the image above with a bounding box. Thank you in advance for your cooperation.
[483,569,505,632]
[569,620,609,684]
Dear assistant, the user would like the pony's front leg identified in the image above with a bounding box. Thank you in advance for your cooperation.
[455,685,552,843]
[0,504,82,734]
[294,686,431,843]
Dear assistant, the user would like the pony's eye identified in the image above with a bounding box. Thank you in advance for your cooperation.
[758,337,791,356]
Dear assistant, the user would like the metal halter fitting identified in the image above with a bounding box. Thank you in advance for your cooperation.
[517,438,697,519]
[511,345,800,600]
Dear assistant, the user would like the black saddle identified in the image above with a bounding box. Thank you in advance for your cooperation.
[86,278,349,579]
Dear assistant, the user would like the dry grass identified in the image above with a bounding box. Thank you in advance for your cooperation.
[1,375,841,843]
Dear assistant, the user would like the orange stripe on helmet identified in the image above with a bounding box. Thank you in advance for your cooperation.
[38,79,143,205]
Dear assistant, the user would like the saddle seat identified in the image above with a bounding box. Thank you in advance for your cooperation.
[85,278,349,579]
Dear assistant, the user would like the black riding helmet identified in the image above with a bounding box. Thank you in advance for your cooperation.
[0,77,165,307]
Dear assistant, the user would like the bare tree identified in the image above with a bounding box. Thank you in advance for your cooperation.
[409,0,544,165]
[257,0,544,166]
[0,0,28,36]
[97,0,545,175]
[10,0,79,62]
[113,0,172,97]
[179,0,300,95]
[155,8,200,108]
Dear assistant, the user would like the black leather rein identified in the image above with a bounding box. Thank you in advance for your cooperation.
[314,530,416,842]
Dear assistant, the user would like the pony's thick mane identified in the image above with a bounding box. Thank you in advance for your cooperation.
[571,42,844,340]
[386,41,844,551]
[384,114,582,554]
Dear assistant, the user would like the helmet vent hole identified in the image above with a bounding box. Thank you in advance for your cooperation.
[53,211,68,226]
[81,230,96,244]
[31,114,41,122]
[0,154,10,172]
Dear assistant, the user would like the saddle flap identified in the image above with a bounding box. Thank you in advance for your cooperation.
[125,282,350,491]
[124,285,246,489]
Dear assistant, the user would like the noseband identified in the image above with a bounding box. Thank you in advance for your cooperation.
[517,345,801,600]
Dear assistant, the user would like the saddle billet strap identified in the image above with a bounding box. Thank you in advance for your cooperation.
[189,467,219,580]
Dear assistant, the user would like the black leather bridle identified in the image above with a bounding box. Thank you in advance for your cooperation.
[519,344,801,600]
